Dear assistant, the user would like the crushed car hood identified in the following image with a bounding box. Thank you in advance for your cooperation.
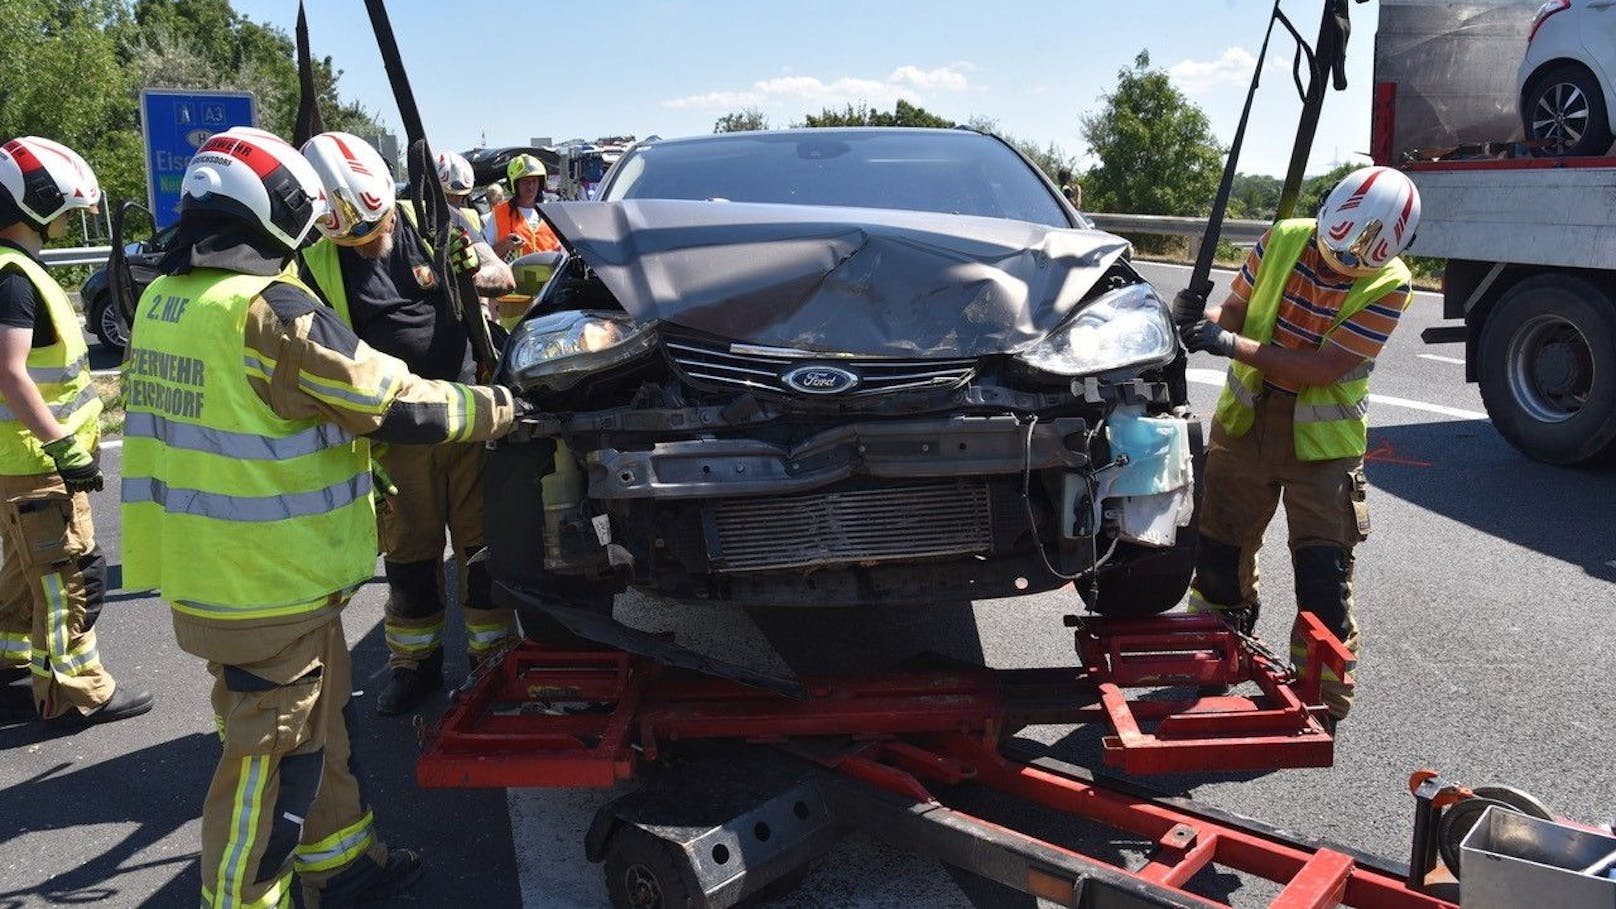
[539,199,1131,358]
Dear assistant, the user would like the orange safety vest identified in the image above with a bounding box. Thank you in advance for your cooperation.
[493,201,560,256]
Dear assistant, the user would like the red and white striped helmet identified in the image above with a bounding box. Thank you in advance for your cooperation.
[0,137,102,229]
[1315,166,1422,278]
[436,150,475,196]
[301,131,396,245]
[181,127,325,251]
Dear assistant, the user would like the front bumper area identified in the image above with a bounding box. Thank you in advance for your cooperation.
[583,415,1090,500]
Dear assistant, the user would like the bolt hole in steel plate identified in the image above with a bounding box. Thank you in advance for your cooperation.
[1438,786,1556,877]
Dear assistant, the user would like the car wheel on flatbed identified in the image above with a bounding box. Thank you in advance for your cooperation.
[1523,62,1615,157]
[1478,273,1616,465]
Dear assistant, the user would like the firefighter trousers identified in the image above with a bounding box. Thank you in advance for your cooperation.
[173,609,389,909]
[376,440,514,668]
[1189,393,1372,719]
[0,473,113,718]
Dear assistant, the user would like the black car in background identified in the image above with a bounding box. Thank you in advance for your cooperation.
[487,128,1201,635]
[80,223,177,353]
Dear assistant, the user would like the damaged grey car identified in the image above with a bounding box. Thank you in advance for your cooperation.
[486,128,1202,639]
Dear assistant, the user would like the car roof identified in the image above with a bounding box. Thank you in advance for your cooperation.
[636,127,988,149]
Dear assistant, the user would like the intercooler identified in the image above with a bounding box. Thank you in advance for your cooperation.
[705,482,994,573]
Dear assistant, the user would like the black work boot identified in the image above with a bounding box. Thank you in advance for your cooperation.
[312,847,425,908]
[376,650,443,716]
[46,684,155,729]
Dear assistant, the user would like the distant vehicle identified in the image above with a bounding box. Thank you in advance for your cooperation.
[488,128,1201,640]
[81,223,176,353]
[1517,0,1616,156]
[1378,0,1616,465]
[463,145,553,188]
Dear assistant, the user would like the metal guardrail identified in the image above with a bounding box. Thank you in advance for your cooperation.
[1087,214,1269,244]
[41,246,114,268]
[35,216,1269,271]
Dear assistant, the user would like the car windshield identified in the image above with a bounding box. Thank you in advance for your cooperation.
[602,130,1070,227]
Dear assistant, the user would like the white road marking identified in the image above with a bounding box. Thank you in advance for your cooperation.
[1417,354,1466,365]
[1184,367,1487,420]
[100,438,121,450]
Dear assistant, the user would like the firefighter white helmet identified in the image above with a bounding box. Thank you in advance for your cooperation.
[301,131,396,245]
[1314,166,1422,278]
[0,137,102,230]
[436,151,475,196]
[180,127,325,252]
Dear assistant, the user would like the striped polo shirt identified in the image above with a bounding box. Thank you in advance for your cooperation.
[1229,228,1413,393]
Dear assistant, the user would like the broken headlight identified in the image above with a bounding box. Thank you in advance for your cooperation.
[506,310,657,391]
[1017,282,1176,376]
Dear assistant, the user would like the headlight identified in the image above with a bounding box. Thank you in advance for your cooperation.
[1017,283,1175,376]
[507,310,657,390]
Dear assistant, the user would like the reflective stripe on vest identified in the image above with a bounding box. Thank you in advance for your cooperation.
[1212,219,1411,461]
[0,248,101,475]
[120,270,377,620]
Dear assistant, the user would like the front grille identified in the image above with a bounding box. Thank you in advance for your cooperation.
[664,336,976,397]
[707,483,994,572]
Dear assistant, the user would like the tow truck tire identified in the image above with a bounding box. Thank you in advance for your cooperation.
[1477,274,1616,465]
[603,827,700,909]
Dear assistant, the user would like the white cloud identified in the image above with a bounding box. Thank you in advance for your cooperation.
[889,65,969,92]
[662,65,972,112]
[1168,47,1275,94]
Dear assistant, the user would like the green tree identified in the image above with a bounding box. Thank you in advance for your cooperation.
[800,99,955,128]
[1079,51,1224,220]
[1,1,382,251]
[128,0,381,140]
[713,108,769,133]
[1229,173,1282,221]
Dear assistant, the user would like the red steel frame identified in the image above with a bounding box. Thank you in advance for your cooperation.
[828,734,1458,908]
[420,613,1350,787]
[417,613,1460,908]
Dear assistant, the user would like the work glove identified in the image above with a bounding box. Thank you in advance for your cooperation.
[449,225,480,276]
[507,386,535,421]
[42,434,102,493]
[1183,319,1238,358]
[1171,288,1209,328]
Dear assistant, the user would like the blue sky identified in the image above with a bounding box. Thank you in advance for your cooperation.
[233,0,1384,177]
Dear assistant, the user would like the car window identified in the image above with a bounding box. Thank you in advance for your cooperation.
[603,131,1070,228]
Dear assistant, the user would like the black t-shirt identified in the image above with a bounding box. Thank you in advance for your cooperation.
[324,211,476,383]
[0,239,58,349]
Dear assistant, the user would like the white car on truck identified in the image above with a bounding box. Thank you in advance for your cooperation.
[1375,0,1616,465]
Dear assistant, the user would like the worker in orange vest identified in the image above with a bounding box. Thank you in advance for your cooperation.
[484,154,559,260]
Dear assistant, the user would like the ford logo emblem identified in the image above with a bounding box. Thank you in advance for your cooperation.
[782,365,859,395]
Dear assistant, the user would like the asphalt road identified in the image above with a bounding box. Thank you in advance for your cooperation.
[3,261,1613,908]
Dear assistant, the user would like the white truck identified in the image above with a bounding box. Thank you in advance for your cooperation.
[1374,0,1616,465]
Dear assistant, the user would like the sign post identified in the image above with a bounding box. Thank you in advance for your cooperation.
[139,89,256,229]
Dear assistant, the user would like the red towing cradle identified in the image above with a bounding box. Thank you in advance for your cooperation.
[417,613,1470,908]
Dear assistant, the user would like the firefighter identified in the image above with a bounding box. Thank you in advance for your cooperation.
[0,136,152,727]
[435,150,482,234]
[1182,165,1421,729]
[299,131,515,716]
[483,153,560,259]
[120,126,525,907]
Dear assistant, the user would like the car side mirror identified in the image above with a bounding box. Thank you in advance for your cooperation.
[509,250,563,298]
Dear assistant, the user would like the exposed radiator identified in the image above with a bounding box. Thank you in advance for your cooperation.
[707,483,994,573]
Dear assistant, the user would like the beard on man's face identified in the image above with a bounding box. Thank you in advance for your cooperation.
[353,229,394,260]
